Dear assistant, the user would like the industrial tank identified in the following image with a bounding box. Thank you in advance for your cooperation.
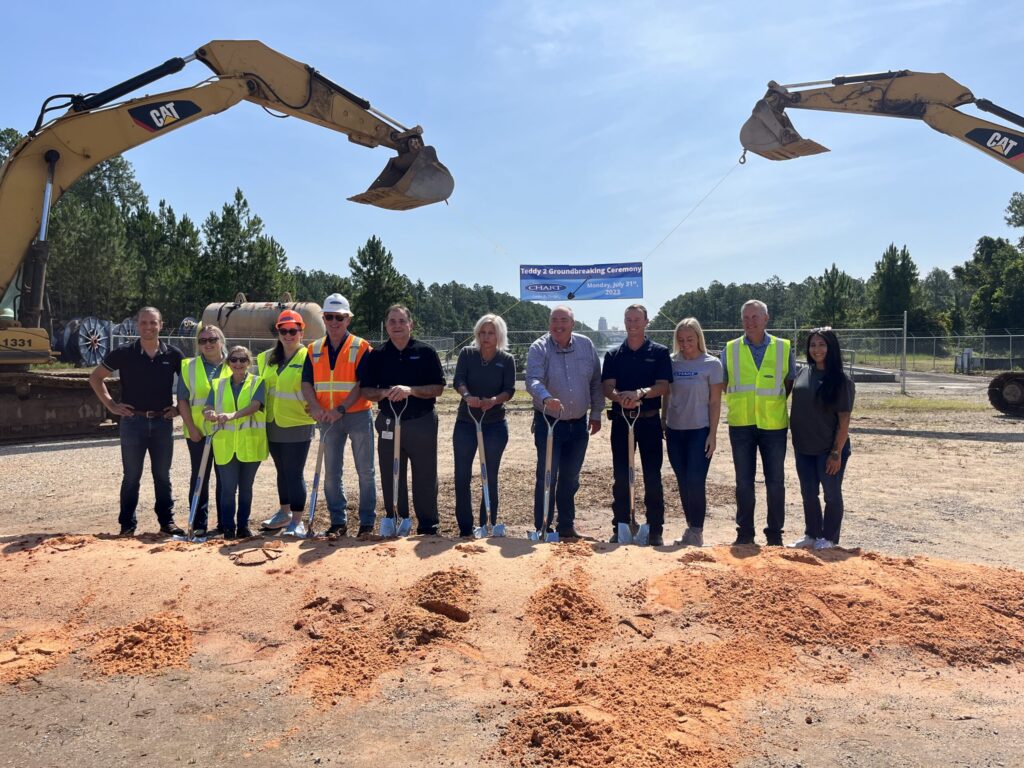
[201,293,326,340]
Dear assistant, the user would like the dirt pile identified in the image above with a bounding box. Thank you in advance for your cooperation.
[297,567,481,706]
[526,568,611,674]
[87,612,192,676]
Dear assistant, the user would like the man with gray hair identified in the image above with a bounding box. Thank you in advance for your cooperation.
[526,305,604,539]
[721,299,796,546]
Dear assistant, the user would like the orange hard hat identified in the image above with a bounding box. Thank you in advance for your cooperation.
[276,309,305,328]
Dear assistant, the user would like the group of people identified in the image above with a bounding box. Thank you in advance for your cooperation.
[89,297,855,550]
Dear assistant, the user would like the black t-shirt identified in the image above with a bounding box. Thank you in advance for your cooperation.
[600,337,673,414]
[356,338,445,420]
[102,340,185,411]
[789,366,855,454]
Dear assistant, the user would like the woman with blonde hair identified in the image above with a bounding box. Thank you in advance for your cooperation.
[203,345,267,539]
[176,323,228,537]
[451,314,516,537]
[662,318,724,547]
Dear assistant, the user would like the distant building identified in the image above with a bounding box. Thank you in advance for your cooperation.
[598,317,608,331]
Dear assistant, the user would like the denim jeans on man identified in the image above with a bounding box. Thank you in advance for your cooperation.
[610,414,665,534]
[216,458,260,534]
[185,435,221,530]
[665,426,711,530]
[118,414,174,531]
[533,412,590,534]
[794,445,850,544]
[321,410,377,528]
[729,425,787,541]
[453,418,509,534]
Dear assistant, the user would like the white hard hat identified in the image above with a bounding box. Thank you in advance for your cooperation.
[322,293,352,315]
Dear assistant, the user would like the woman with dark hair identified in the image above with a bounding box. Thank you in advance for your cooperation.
[788,328,855,551]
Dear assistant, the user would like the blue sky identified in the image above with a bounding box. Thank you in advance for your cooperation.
[4,0,1021,328]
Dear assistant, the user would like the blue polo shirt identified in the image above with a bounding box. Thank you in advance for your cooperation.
[600,337,672,414]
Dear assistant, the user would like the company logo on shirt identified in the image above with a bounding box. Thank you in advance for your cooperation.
[674,370,699,378]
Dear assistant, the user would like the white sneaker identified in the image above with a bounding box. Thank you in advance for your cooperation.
[813,538,835,550]
[260,509,292,530]
[283,520,307,538]
[788,535,816,549]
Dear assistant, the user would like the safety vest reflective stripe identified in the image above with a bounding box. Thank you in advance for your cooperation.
[273,390,306,401]
[258,347,314,428]
[308,334,371,413]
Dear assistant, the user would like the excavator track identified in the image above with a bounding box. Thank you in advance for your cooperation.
[0,371,119,442]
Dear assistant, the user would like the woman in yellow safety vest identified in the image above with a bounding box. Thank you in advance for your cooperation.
[177,324,229,537]
[256,310,316,536]
[202,345,268,539]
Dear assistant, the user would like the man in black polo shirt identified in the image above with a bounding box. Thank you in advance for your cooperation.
[601,304,672,545]
[89,306,185,537]
[356,304,445,535]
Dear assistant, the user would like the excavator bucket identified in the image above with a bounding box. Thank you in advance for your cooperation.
[349,145,454,210]
[740,99,830,161]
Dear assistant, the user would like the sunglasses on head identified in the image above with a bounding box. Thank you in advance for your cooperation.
[322,313,348,322]
[198,337,218,344]
[278,327,300,335]
[228,356,250,364]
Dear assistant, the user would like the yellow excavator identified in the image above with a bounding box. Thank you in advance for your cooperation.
[0,40,454,440]
[739,70,1024,416]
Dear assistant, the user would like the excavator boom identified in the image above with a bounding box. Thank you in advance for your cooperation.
[0,40,454,316]
[739,70,1024,172]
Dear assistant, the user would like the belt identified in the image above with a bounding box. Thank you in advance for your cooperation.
[607,408,660,419]
[129,408,172,418]
[534,410,587,424]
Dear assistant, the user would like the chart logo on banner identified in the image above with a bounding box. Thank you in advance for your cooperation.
[519,263,643,301]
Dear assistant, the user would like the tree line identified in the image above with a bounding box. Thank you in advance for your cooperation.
[652,196,1024,336]
[4,126,1022,340]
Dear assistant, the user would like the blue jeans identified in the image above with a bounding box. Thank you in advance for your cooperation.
[118,415,174,530]
[453,418,509,534]
[794,446,850,544]
[269,440,312,512]
[729,425,787,540]
[185,435,221,530]
[321,410,377,528]
[216,458,260,533]
[533,413,590,534]
[665,426,711,529]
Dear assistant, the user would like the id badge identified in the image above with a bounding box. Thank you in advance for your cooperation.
[381,430,394,440]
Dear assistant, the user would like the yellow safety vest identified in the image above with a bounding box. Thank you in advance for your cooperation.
[181,357,229,436]
[257,347,314,428]
[724,335,790,429]
[211,373,269,464]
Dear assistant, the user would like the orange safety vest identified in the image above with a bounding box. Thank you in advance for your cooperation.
[308,333,372,413]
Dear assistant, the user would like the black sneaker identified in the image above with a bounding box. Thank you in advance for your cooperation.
[558,528,582,540]
[357,525,374,538]
[159,523,185,537]
[206,527,225,538]
[609,531,619,544]
[765,534,783,547]
[237,527,254,539]
[192,528,207,539]
[649,533,664,546]
[118,526,136,537]
[324,524,347,538]
[223,529,237,541]
[732,535,756,546]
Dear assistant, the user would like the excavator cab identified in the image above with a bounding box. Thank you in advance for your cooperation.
[349,144,454,210]
[740,98,830,161]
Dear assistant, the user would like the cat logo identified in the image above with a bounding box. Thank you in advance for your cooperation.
[966,128,1024,160]
[128,100,202,133]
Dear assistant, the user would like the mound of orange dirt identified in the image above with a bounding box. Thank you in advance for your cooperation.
[88,612,192,676]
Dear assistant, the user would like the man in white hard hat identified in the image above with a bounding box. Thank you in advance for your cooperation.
[299,294,376,537]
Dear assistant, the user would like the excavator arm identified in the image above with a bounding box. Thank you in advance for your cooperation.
[0,40,454,337]
[739,70,1024,172]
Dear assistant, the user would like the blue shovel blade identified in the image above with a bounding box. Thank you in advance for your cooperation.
[545,531,560,543]
[491,523,506,538]
[474,525,488,539]
[528,530,542,542]
[617,522,634,545]
[380,517,397,538]
[396,517,413,537]
[634,524,650,547]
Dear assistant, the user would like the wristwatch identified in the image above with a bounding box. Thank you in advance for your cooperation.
[829,449,840,459]
[336,404,348,415]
